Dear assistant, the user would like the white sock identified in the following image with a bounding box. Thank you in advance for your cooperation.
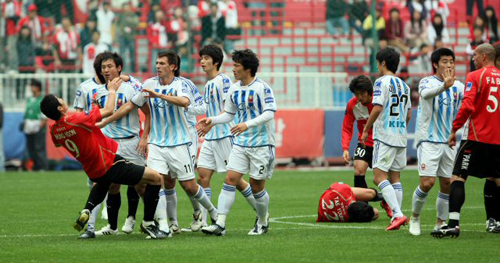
[165,188,178,225]
[87,202,101,232]
[253,189,270,226]
[392,182,403,209]
[201,188,211,225]
[216,183,236,227]
[189,195,201,212]
[155,189,167,221]
[193,185,217,220]
[240,185,257,211]
[436,192,449,221]
[412,186,428,216]
[378,180,403,218]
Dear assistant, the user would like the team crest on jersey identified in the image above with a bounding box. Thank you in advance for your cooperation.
[466,82,472,91]
[117,93,125,109]
[375,81,381,87]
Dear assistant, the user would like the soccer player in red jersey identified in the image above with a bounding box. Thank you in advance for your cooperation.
[317,182,390,223]
[40,78,167,239]
[342,76,374,189]
[432,43,500,238]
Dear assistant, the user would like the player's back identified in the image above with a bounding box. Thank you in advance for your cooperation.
[204,73,234,140]
[372,75,411,147]
[316,183,356,222]
[464,66,500,145]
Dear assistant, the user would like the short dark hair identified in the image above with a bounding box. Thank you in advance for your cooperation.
[349,76,373,95]
[430,48,455,73]
[200,44,224,71]
[93,52,106,83]
[376,48,400,73]
[232,49,259,77]
[30,79,42,90]
[40,94,62,120]
[347,202,375,223]
[158,50,178,67]
[99,51,123,75]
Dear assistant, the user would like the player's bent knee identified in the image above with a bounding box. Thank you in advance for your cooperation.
[108,183,121,194]
[142,167,162,185]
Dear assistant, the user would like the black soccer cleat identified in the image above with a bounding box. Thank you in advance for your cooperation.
[486,218,500,233]
[74,209,90,232]
[431,225,460,238]
[140,223,167,239]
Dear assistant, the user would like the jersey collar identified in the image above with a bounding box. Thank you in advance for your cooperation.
[432,75,444,82]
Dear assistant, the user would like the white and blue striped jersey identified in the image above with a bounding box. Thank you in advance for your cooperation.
[132,77,192,147]
[180,76,205,127]
[125,75,144,90]
[101,82,143,139]
[224,78,277,147]
[204,73,234,141]
[372,75,411,147]
[415,76,465,146]
[73,77,106,112]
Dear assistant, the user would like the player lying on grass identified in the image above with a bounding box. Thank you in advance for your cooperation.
[317,182,393,223]
[40,79,167,239]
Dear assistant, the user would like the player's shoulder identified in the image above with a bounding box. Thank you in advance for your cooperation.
[217,73,232,84]
[253,78,273,94]
[453,80,465,90]
[79,78,99,89]
[143,76,159,87]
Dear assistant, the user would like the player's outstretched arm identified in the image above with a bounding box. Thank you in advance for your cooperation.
[97,101,136,129]
[142,88,190,108]
[361,105,382,145]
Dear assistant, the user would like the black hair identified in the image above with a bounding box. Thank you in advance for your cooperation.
[410,10,423,31]
[40,94,62,120]
[99,51,123,75]
[93,52,106,83]
[174,53,181,77]
[232,49,259,77]
[432,14,444,38]
[30,79,42,90]
[481,6,498,40]
[430,48,455,73]
[347,202,375,223]
[157,50,178,68]
[348,75,373,95]
[200,44,224,71]
[376,48,400,73]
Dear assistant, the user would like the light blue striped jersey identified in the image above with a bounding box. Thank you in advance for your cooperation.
[132,76,192,147]
[224,78,277,147]
[179,76,205,127]
[372,75,411,147]
[73,77,107,112]
[204,73,234,141]
[415,76,465,146]
[101,81,143,139]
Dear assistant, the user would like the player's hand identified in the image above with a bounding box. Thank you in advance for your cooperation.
[197,123,212,137]
[137,136,148,156]
[448,131,457,149]
[107,77,122,92]
[231,123,248,136]
[442,68,456,89]
[360,130,369,147]
[120,75,131,82]
[343,150,350,165]
[142,88,162,99]
[96,121,106,129]
[198,117,212,130]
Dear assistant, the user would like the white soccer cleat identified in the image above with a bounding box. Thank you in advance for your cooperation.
[409,216,421,236]
[201,224,226,236]
[190,210,204,232]
[169,223,181,235]
[248,224,269,235]
[95,224,118,236]
[121,216,136,234]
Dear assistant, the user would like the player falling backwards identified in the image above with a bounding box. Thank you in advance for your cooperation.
[362,48,411,231]
[432,43,500,238]
[41,79,167,239]
[409,48,465,236]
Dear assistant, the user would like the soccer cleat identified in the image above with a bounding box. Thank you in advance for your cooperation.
[190,210,204,232]
[74,209,90,232]
[169,224,181,235]
[408,216,421,236]
[486,218,500,233]
[431,225,460,238]
[122,216,136,234]
[380,201,393,218]
[201,224,226,236]
[386,215,408,231]
[79,230,96,239]
[433,223,447,231]
[248,224,269,235]
[95,224,119,236]
[140,223,167,239]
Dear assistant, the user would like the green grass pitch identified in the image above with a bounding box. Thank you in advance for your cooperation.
[0,169,498,263]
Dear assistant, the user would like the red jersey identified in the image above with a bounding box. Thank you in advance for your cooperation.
[342,97,374,150]
[453,66,500,145]
[50,106,118,179]
[317,183,356,223]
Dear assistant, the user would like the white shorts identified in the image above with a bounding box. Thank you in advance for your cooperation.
[226,145,275,180]
[197,137,234,173]
[188,127,199,165]
[116,137,146,166]
[147,144,195,181]
[417,142,456,178]
[372,140,407,172]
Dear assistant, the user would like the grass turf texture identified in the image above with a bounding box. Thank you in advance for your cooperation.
[0,170,498,263]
